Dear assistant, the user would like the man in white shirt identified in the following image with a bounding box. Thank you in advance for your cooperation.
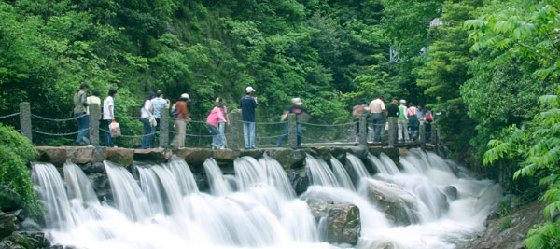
[369,95,386,143]
[103,89,117,147]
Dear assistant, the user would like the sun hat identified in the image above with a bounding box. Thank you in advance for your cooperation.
[180,93,190,99]
[291,97,303,106]
[399,99,406,104]
[245,86,256,93]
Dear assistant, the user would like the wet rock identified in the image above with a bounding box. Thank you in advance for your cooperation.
[443,186,458,201]
[1,231,52,249]
[0,185,23,213]
[467,201,545,249]
[306,200,360,245]
[81,162,105,174]
[104,147,134,167]
[133,148,173,162]
[68,147,95,164]
[288,171,310,195]
[265,148,305,170]
[19,218,41,232]
[364,179,419,226]
[212,150,240,160]
[88,173,110,201]
[36,146,67,166]
[0,211,19,239]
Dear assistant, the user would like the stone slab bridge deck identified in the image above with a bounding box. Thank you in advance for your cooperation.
[35,144,434,173]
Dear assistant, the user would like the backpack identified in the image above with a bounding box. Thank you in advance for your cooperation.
[425,111,434,122]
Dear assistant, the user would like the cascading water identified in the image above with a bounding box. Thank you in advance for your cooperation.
[329,157,355,190]
[33,149,501,249]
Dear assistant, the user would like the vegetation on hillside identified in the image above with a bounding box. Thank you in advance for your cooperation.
[0,0,559,246]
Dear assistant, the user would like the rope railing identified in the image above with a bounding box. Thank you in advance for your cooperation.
[0,113,20,119]
[8,102,442,149]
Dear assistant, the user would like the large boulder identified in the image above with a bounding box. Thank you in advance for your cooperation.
[175,148,213,169]
[288,171,310,195]
[0,185,23,213]
[0,211,19,239]
[364,179,419,226]
[307,200,361,245]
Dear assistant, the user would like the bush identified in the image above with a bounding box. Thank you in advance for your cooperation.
[0,124,39,215]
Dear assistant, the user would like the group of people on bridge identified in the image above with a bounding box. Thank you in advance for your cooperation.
[73,84,310,149]
[353,95,435,144]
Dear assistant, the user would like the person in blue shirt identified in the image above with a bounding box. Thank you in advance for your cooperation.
[240,87,258,149]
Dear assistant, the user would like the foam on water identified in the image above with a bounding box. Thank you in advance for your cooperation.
[33,149,501,249]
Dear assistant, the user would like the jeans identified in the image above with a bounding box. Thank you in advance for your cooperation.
[243,121,256,149]
[370,113,384,143]
[141,118,155,148]
[277,123,302,147]
[103,119,114,147]
[398,119,410,142]
[75,112,89,144]
[218,122,227,148]
[207,124,221,148]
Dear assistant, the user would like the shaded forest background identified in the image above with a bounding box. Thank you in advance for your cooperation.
[1,0,559,246]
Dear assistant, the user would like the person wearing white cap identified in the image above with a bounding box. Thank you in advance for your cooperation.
[172,93,190,148]
[278,98,306,147]
[398,99,410,143]
[240,86,258,149]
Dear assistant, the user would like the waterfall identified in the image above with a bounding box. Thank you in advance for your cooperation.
[166,157,199,195]
[32,163,76,230]
[260,154,297,198]
[203,158,232,196]
[104,161,151,220]
[370,153,400,174]
[63,161,98,203]
[33,149,502,249]
[329,157,355,190]
[305,155,340,187]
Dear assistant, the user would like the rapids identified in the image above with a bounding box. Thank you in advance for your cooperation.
[31,148,501,249]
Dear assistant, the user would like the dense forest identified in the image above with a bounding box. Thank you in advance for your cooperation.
[0,0,559,246]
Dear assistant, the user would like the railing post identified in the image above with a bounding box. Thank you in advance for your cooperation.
[89,103,100,146]
[387,117,397,147]
[419,122,426,149]
[20,102,32,142]
[358,114,368,147]
[430,123,438,146]
[229,111,241,151]
[160,109,169,147]
[288,113,297,149]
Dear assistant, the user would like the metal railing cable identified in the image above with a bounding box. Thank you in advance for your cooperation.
[32,129,88,136]
[0,113,20,119]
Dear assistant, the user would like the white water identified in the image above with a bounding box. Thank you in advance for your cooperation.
[33,149,501,249]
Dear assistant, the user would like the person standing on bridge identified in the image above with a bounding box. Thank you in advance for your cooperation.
[278,98,306,147]
[103,89,118,147]
[407,103,419,141]
[353,100,370,142]
[240,87,258,149]
[151,90,170,145]
[217,97,230,149]
[172,93,190,148]
[369,95,385,144]
[398,99,410,143]
[73,83,90,145]
[206,98,227,150]
[141,92,155,149]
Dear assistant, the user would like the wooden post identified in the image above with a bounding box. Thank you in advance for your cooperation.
[20,102,32,142]
[288,114,297,149]
[89,103,100,146]
[430,123,438,146]
[229,111,241,151]
[387,117,397,147]
[358,114,367,147]
[160,109,169,147]
[419,122,426,149]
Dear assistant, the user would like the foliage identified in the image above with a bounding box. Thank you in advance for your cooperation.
[0,124,39,215]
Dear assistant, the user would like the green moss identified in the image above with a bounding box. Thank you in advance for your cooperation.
[0,124,39,216]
